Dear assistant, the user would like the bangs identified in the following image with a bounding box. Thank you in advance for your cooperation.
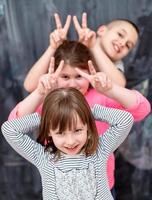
[49,104,87,132]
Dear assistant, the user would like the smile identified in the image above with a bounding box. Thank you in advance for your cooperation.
[65,145,79,153]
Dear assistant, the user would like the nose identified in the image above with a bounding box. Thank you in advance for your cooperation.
[68,79,78,88]
[66,134,75,147]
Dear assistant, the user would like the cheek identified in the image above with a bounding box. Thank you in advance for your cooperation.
[80,132,88,144]
[83,81,90,93]
[51,136,62,147]
[122,49,129,56]
[80,79,90,87]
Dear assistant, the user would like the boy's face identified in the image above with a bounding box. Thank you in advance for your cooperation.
[97,21,138,62]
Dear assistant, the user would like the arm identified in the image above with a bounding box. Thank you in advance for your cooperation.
[73,13,126,87]
[24,46,56,92]
[24,14,71,92]
[10,59,64,119]
[1,113,44,166]
[92,104,134,157]
[76,61,137,108]
[90,42,126,87]
[76,61,151,120]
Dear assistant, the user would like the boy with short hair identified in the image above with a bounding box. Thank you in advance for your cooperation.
[73,13,139,87]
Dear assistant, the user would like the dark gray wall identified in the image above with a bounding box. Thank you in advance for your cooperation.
[0,0,152,199]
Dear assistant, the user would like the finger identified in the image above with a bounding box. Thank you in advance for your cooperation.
[48,57,55,74]
[73,16,82,34]
[63,15,71,34]
[75,67,90,81]
[88,60,96,75]
[93,77,101,88]
[54,13,62,29]
[82,12,87,28]
[46,77,52,89]
[87,31,96,39]
[53,30,61,41]
[54,60,64,77]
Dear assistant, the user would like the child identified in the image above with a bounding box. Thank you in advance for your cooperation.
[73,13,139,87]
[8,40,151,196]
[23,13,139,92]
[1,87,134,200]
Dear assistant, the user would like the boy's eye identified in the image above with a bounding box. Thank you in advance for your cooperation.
[126,43,132,50]
[118,32,123,38]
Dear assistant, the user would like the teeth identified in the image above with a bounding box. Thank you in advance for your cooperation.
[113,44,119,52]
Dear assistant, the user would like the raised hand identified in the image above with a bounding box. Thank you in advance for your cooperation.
[75,60,112,94]
[37,57,64,96]
[73,13,96,48]
[50,13,71,49]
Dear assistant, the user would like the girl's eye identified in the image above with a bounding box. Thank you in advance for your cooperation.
[61,75,69,80]
[56,131,64,135]
[76,75,82,79]
[75,129,83,134]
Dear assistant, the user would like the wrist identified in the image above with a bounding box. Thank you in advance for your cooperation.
[48,45,56,52]
[34,89,46,101]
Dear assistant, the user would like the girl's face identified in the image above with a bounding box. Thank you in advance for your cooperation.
[49,115,88,155]
[57,64,90,95]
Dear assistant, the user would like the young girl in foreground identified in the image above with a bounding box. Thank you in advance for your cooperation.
[2,87,133,200]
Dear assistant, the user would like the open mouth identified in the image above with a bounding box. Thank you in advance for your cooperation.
[65,145,79,153]
[113,43,120,53]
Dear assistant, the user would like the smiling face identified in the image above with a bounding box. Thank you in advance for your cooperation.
[49,114,88,155]
[38,88,99,157]
[57,64,90,95]
[97,20,138,62]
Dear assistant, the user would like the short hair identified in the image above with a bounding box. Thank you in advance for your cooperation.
[108,19,139,35]
[37,87,99,157]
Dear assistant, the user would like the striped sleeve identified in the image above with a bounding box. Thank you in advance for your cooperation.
[1,113,45,168]
[92,104,134,158]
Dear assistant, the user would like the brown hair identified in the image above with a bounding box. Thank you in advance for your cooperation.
[37,87,99,157]
[54,40,97,71]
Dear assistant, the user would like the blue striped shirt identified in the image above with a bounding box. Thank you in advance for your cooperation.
[1,104,133,200]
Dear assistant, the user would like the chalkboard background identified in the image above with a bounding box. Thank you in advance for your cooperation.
[0,0,152,199]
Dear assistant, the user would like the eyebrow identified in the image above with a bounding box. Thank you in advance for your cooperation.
[121,28,127,35]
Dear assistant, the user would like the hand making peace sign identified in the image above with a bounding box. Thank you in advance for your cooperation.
[73,13,96,48]
[50,13,71,49]
[75,60,112,94]
[37,57,64,96]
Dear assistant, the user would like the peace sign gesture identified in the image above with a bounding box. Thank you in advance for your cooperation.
[50,13,71,49]
[38,57,64,96]
[75,61,112,94]
[73,13,96,48]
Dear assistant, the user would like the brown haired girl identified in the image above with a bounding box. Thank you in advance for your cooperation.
[2,87,133,200]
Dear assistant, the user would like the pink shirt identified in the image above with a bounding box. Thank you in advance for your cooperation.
[8,88,151,189]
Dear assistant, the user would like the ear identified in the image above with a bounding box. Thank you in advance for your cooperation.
[97,25,107,36]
